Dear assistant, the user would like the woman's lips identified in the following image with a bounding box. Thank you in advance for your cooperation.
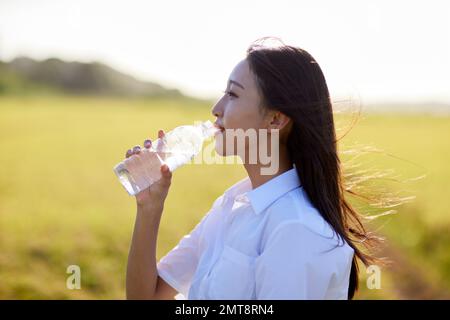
[214,127,225,136]
[213,123,225,132]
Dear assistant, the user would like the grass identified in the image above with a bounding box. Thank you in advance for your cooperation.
[0,95,449,299]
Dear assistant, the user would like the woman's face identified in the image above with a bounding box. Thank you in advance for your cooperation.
[211,59,270,158]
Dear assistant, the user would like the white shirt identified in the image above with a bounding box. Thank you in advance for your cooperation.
[157,167,354,300]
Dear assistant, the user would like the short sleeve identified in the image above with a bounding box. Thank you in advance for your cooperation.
[157,196,222,298]
[255,221,340,300]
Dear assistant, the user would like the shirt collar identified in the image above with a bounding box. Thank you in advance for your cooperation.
[224,167,302,215]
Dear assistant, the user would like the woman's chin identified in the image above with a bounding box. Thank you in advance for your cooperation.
[214,142,226,156]
[214,136,234,157]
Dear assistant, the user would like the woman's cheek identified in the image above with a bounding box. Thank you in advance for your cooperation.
[224,103,248,130]
[223,110,237,130]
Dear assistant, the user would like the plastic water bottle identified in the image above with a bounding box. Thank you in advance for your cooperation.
[113,120,219,196]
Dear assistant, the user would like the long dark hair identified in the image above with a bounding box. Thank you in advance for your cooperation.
[246,37,383,299]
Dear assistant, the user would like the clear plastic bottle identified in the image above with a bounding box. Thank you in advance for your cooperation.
[113,120,219,196]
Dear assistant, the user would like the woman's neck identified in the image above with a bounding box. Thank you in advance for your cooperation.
[243,144,293,189]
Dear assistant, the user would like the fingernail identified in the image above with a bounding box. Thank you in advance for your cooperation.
[144,139,152,148]
[133,145,141,153]
[126,149,132,157]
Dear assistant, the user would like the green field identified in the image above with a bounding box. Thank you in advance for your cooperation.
[0,96,449,299]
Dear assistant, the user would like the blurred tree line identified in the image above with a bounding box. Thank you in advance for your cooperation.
[0,57,183,98]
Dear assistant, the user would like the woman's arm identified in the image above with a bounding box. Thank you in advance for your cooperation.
[125,132,178,300]
[126,202,177,299]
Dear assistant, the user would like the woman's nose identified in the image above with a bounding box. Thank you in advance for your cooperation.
[211,100,223,118]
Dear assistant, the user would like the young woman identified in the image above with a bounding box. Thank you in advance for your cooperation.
[125,38,378,300]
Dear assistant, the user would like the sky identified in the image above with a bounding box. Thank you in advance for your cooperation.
[0,0,449,103]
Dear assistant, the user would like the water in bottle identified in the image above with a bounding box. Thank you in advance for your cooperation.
[113,120,219,195]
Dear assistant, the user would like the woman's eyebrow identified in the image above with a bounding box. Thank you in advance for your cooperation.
[228,79,245,90]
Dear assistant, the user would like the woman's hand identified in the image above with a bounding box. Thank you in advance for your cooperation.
[125,130,172,210]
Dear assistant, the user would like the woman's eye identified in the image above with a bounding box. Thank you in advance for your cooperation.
[222,90,238,98]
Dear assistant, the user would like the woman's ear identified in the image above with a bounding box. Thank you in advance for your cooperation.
[268,111,291,132]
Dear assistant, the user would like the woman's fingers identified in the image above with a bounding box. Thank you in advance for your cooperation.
[144,139,152,149]
[124,131,162,158]
[125,145,142,159]
[161,164,171,176]
[156,129,168,157]
[132,145,141,154]
[159,164,172,187]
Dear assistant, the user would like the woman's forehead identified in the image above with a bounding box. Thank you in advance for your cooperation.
[229,59,255,89]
